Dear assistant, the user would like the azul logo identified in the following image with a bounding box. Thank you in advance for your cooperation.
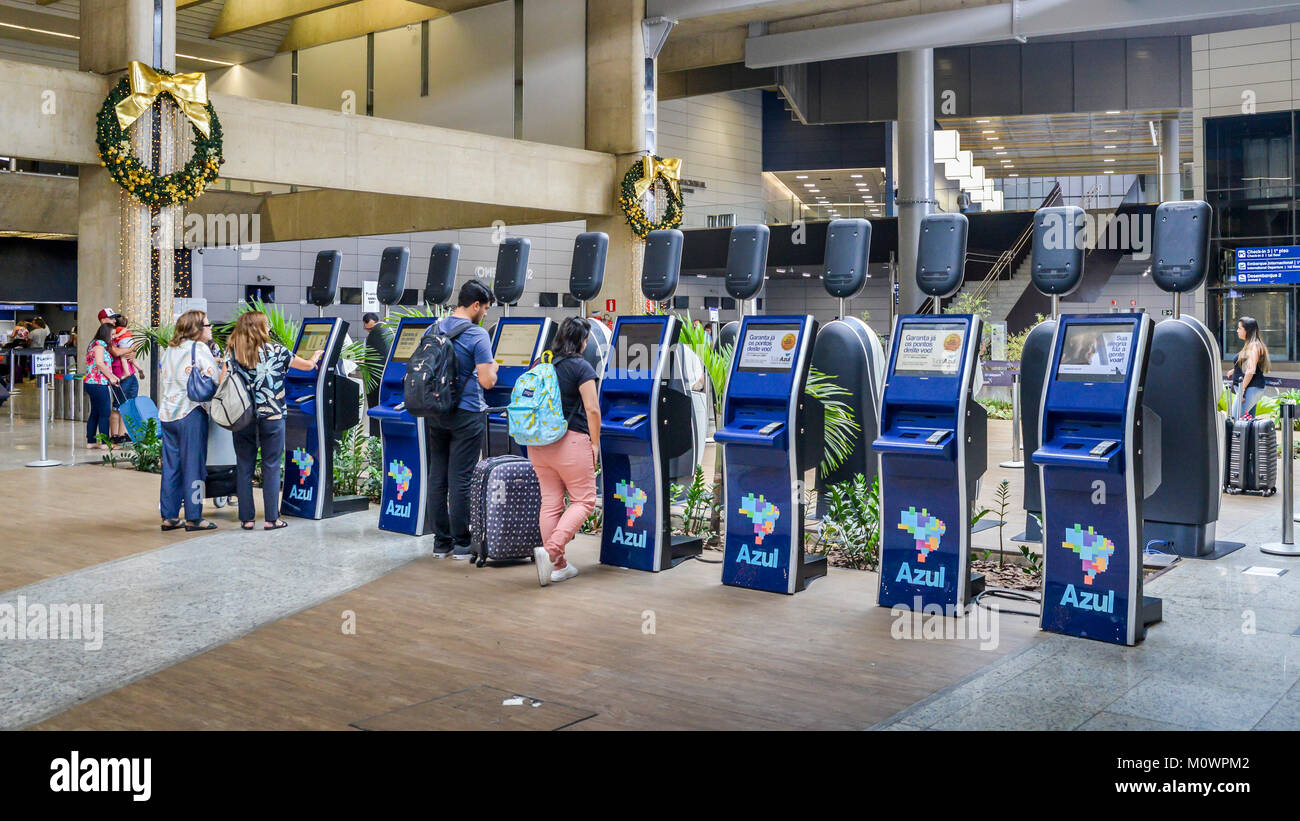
[1060,583,1114,614]
[738,493,779,544]
[898,506,945,562]
[614,480,647,527]
[387,460,413,500]
[734,543,779,568]
[288,484,313,502]
[894,562,946,589]
[292,448,314,484]
[1063,524,1115,585]
[610,526,646,549]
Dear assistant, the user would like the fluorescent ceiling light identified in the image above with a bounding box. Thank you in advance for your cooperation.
[1104,144,1117,149]
[1104,158,1116,163]
[1105,110,1121,114]
[850,173,863,178]
[796,175,807,179]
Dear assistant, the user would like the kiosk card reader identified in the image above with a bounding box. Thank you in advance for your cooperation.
[598,314,703,571]
[715,314,825,594]
[283,317,367,519]
[372,316,438,535]
[1034,313,1162,644]
[874,212,987,611]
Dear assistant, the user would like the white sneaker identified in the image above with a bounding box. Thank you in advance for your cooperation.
[550,563,579,583]
[534,547,554,587]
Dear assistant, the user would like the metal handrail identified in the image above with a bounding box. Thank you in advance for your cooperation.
[970,182,1063,305]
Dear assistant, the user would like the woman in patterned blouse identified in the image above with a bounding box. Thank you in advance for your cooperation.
[83,323,120,449]
[226,312,322,530]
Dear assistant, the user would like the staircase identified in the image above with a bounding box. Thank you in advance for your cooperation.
[957,253,1036,321]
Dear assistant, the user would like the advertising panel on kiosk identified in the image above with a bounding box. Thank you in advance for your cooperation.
[282,317,366,519]
[598,314,700,571]
[370,316,438,535]
[715,314,825,594]
[1034,313,1160,645]
[874,313,985,611]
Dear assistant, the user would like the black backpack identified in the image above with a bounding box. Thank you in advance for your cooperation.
[404,321,470,418]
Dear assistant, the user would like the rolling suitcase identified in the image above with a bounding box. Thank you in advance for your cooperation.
[467,405,543,567]
[205,421,237,508]
[1225,416,1277,495]
[113,385,159,444]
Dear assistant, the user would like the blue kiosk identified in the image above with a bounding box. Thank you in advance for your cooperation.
[483,237,553,454]
[598,229,702,571]
[282,315,367,519]
[874,213,988,611]
[1034,312,1163,644]
[714,224,827,594]
[371,315,439,535]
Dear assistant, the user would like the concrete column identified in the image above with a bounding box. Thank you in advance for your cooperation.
[896,48,934,315]
[1160,116,1181,202]
[586,0,646,318]
[77,0,176,396]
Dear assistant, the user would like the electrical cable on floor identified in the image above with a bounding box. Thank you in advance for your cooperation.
[974,587,1041,618]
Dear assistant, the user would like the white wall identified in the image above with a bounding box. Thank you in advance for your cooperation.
[658,90,765,228]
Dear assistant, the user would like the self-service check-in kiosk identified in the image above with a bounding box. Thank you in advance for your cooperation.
[372,316,438,535]
[1034,313,1163,644]
[283,316,367,519]
[599,229,703,571]
[874,213,988,610]
[715,224,827,594]
[812,219,887,515]
[484,237,553,453]
[1143,201,1229,558]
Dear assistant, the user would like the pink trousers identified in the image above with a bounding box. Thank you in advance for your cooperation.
[528,430,597,564]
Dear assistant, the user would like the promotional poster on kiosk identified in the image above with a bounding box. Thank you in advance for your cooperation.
[599,451,659,571]
[283,413,324,518]
[377,321,433,535]
[721,466,794,592]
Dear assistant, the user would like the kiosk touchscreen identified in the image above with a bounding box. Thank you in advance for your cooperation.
[1034,313,1162,645]
[371,317,437,535]
[283,317,366,519]
[484,316,554,453]
[874,314,986,611]
[715,315,825,594]
[598,315,701,572]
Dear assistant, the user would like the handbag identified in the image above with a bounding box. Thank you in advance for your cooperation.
[186,343,218,403]
[210,366,255,431]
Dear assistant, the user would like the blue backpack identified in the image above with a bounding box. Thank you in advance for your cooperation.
[508,352,569,447]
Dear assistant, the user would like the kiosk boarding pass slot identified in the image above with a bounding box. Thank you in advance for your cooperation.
[1034,313,1159,645]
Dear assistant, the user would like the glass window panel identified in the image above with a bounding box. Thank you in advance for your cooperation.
[1220,288,1292,362]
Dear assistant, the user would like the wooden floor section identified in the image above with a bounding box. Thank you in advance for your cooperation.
[32,532,1040,731]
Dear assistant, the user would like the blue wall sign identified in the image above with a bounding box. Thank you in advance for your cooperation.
[1235,246,1300,284]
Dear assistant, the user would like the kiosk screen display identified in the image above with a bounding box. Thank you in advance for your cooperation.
[296,326,332,363]
[1057,324,1132,382]
[494,323,540,367]
[391,325,427,363]
[895,322,966,377]
[737,323,801,372]
[610,322,664,374]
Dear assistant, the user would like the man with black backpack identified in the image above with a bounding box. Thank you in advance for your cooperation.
[419,279,498,559]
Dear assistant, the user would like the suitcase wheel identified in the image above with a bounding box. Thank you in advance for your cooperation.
[212,496,228,508]
[475,554,486,568]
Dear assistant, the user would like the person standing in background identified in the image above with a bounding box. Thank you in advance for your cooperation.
[108,314,139,444]
[362,312,391,436]
[83,324,120,449]
[28,317,49,349]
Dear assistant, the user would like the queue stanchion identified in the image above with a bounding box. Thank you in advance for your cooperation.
[999,370,1024,469]
[26,350,60,468]
[1264,402,1300,557]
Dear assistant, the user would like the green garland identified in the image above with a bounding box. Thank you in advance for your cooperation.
[95,69,224,207]
[618,155,684,239]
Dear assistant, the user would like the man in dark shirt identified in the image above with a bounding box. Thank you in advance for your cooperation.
[363,312,391,435]
[427,281,498,559]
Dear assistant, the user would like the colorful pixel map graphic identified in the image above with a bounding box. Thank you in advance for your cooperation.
[388,460,413,500]
[1063,524,1115,585]
[614,480,647,527]
[898,506,945,562]
[291,448,314,484]
[739,493,780,545]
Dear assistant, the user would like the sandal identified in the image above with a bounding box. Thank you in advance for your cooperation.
[264,520,288,530]
[161,519,184,531]
[241,522,255,531]
[184,520,217,531]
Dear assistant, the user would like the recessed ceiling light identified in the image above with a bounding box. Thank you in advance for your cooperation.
[850,173,863,178]
[991,146,1004,151]
[1104,170,1114,174]
[985,136,997,140]
[803,183,815,187]
[1104,158,1115,163]
[1004,165,1014,168]
[1104,128,1118,133]
[995,151,1008,156]
[982,130,995,134]
[977,119,990,124]
[1105,110,1121,114]
[1104,144,1117,149]
[796,175,808,179]
[1009,173,1019,177]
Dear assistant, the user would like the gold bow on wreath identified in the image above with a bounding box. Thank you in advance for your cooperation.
[114,61,212,139]
[633,155,682,201]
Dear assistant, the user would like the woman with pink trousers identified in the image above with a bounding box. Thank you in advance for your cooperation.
[530,317,602,586]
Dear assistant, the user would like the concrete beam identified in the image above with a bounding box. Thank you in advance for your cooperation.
[746,0,1300,67]
[0,173,77,236]
[210,0,356,39]
[0,58,617,216]
[660,62,778,100]
[279,0,444,52]
[659,25,746,73]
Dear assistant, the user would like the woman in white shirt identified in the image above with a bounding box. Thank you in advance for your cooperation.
[158,310,223,531]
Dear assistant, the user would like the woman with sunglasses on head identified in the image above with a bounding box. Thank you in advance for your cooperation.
[158,310,222,531]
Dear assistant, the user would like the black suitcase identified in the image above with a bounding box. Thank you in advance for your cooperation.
[1225,416,1276,495]
[468,455,543,567]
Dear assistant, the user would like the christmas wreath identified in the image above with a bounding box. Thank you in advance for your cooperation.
[95,62,223,207]
[619,155,684,239]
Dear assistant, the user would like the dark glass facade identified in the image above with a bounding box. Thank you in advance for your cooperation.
[1205,111,1300,362]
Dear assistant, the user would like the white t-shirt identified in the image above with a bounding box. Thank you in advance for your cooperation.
[159,340,218,423]
[28,327,49,348]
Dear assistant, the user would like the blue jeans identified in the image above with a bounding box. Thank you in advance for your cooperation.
[1236,385,1266,419]
[84,383,111,444]
[111,373,139,409]
[234,416,285,524]
[161,409,209,523]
